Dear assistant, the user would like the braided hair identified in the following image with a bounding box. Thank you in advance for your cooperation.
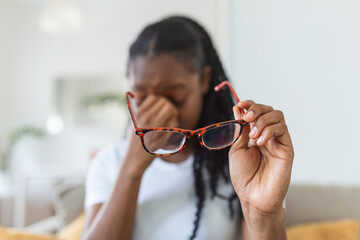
[127,16,243,240]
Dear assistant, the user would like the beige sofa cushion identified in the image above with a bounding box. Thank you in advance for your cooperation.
[286,184,360,227]
[286,219,359,240]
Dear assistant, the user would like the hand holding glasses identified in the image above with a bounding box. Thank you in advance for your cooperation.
[126,81,248,156]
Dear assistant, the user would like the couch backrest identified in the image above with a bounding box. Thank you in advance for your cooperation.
[285,184,360,227]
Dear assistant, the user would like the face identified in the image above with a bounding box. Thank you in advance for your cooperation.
[128,54,210,131]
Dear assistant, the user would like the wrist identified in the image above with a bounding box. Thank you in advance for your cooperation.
[121,151,154,179]
[242,204,287,240]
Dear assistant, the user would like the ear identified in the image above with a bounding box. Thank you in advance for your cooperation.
[201,65,212,94]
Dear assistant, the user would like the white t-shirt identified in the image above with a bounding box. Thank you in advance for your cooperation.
[85,140,242,240]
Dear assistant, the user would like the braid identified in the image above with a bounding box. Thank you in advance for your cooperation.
[189,148,205,240]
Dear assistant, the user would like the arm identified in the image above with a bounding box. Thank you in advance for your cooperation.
[82,94,179,240]
[81,149,150,240]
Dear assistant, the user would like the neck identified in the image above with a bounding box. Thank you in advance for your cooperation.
[161,148,192,163]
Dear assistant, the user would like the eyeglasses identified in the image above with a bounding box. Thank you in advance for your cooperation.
[126,81,248,156]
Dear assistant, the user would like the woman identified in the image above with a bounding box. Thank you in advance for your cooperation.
[82,16,294,240]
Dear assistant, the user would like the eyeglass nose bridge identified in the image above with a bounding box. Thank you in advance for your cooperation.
[181,129,207,149]
[180,130,208,149]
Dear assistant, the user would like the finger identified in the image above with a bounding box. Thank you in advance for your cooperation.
[249,138,257,147]
[237,99,255,110]
[166,115,179,129]
[232,106,250,150]
[238,100,274,123]
[153,103,179,127]
[157,99,178,119]
[137,95,161,113]
[249,110,284,140]
[141,96,178,118]
[138,98,172,125]
[255,122,287,146]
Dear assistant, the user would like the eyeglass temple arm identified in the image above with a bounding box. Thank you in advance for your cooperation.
[214,81,245,115]
[126,92,140,130]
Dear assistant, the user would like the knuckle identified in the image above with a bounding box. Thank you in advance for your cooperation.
[158,105,167,114]
[149,94,158,100]
[254,116,265,128]
[159,97,167,104]
[281,123,288,131]
[262,125,271,135]
[162,105,173,116]
[275,110,286,122]
[261,104,273,112]
[249,105,260,114]
[153,100,164,110]
[275,110,284,117]
[165,104,178,116]
[267,124,278,134]
[276,122,286,132]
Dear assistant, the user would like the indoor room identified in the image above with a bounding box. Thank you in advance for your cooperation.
[0,0,359,239]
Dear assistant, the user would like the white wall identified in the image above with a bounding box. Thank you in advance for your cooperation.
[230,0,360,184]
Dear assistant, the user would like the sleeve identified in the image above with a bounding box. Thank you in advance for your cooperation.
[84,147,114,210]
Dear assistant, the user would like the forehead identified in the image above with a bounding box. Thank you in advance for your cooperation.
[128,54,199,90]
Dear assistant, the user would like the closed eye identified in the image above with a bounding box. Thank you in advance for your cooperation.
[172,98,187,106]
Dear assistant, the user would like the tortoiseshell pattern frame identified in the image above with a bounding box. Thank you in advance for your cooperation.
[126,81,248,156]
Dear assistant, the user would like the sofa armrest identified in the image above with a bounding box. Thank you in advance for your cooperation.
[25,215,62,234]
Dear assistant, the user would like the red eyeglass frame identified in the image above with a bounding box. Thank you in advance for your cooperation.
[126,81,248,156]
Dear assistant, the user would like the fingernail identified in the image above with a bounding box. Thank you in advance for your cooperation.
[249,126,257,138]
[257,135,264,145]
[245,110,254,119]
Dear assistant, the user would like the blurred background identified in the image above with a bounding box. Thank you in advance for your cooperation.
[0,0,359,235]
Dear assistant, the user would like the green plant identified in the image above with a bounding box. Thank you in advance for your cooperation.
[0,125,46,171]
[82,93,126,107]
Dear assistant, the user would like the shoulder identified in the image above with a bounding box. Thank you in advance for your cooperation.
[90,140,128,168]
[84,139,128,209]
[86,139,128,184]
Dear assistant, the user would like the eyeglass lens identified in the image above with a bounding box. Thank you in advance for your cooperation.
[202,123,241,149]
[143,131,186,155]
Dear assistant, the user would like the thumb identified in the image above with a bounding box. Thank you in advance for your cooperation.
[232,106,250,150]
